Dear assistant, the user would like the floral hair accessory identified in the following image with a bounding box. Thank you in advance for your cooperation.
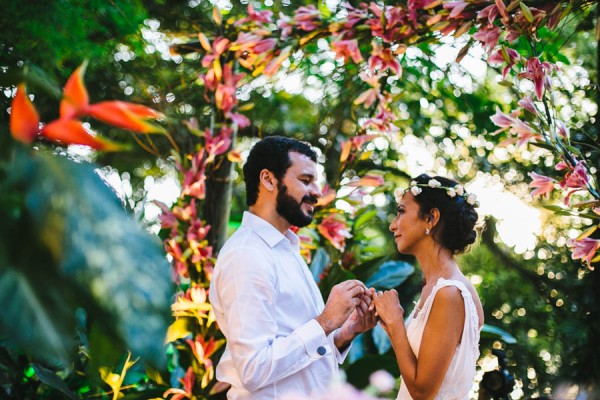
[395,179,479,207]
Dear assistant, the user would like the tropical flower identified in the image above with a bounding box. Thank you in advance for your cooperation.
[331,39,363,63]
[163,367,195,400]
[293,5,321,31]
[318,214,352,251]
[568,237,600,269]
[528,172,555,199]
[368,42,401,76]
[9,84,40,144]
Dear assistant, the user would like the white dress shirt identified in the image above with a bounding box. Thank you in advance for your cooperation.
[209,211,349,400]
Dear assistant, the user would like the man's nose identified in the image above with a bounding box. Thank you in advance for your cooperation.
[311,183,322,198]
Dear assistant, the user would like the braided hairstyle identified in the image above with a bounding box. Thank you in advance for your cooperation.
[410,174,479,254]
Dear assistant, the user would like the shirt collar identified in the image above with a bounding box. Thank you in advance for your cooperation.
[241,211,299,249]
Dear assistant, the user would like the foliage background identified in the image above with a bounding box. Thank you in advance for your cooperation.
[1,1,599,399]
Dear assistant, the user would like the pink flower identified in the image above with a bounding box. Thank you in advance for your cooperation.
[568,237,600,268]
[472,23,501,54]
[528,172,555,199]
[234,3,273,26]
[294,5,321,31]
[344,3,369,29]
[331,39,363,63]
[318,214,352,251]
[518,57,556,100]
[444,1,469,19]
[560,161,591,204]
[518,96,537,115]
[277,12,294,39]
[368,42,401,75]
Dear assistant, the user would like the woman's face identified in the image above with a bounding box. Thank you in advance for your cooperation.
[389,192,428,254]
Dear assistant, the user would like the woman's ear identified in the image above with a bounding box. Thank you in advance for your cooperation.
[429,208,441,228]
[259,169,277,192]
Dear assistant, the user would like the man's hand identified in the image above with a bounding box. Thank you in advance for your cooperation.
[334,290,377,351]
[315,279,367,336]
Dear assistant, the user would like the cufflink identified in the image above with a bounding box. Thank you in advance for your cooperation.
[317,346,326,356]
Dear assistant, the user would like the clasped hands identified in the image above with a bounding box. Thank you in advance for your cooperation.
[316,280,404,341]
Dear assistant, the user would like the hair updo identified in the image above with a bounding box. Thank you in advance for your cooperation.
[409,174,479,254]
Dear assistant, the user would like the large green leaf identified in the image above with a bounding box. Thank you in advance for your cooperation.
[480,324,517,344]
[365,260,415,290]
[0,147,172,368]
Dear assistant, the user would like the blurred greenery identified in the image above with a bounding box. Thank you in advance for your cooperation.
[1,0,599,398]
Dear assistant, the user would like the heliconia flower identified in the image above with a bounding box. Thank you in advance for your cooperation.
[88,101,165,133]
[556,121,569,138]
[528,172,555,199]
[444,1,469,19]
[477,4,499,24]
[519,57,556,100]
[9,84,40,144]
[472,23,501,54]
[228,112,251,128]
[41,119,122,151]
[368,42,401,76]
[293,5,321,31]
[568,237,600,268]
[276,12,294,39]
[262,45,292,77]
[346,175,385,187]
[518,96,537,115]
[60,63,90,119]
[234,3,273,26]
[163,367,194,400]
[318,214,352,251]
[153,200,179,232]
[331,39,363,64]
[344,3,369,29]
[227,149,243,163]
[316,184,336,207]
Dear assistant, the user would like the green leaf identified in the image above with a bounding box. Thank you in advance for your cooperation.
[365,260,415,289]
[346,332,366,364]
[480,324,517,344]
[372,324,391,355]
[32,364,79,400]
[2,148,172,368]
[310,247,330,283]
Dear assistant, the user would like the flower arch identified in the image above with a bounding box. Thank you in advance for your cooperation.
[155,1,599,397]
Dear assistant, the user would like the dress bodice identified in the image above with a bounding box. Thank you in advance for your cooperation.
[396,278,480,400]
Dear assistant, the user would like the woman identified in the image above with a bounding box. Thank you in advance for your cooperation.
[373,174,484,400]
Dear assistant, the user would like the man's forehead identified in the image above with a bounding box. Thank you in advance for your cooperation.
[288,151,317,172]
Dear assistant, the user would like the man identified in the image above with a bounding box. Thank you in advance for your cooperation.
[209,136,376,399]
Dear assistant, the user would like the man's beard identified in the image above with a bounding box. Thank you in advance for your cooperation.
[276,183,317,228]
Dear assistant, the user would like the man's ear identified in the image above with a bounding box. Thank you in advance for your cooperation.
[259,169,277,192]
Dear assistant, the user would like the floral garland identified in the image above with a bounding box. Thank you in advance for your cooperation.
[394,179,479,207]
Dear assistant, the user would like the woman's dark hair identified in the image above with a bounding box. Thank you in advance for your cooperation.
[410,174,479,254]
[243,136,317,206]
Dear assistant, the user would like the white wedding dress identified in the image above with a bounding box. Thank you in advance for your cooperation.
[397,278,480,400]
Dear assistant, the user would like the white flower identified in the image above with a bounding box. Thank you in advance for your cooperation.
[447,188,456,198]
[394,188,404,203]
[467,193,478,205]
[410,186,422,196]
[428,179,441,188]
[369,370,395,393]
[455,185,464,196]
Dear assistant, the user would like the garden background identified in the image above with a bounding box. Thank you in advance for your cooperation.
[1,0,599,399]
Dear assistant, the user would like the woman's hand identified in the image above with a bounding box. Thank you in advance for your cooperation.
[373,289,404,334]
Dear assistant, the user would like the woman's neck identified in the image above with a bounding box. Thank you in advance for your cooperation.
[415,243,457,285]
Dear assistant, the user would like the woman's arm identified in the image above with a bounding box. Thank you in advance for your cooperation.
[374,287,465,400]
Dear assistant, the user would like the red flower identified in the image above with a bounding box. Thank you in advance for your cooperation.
[331,39,363,64]
[41,119,122,151]
[318,214,352,251]
[9,84,40,144]
[293,5,321,31]
[368,42,401,76]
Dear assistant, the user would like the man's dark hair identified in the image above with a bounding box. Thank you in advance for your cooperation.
[243,136,317,206]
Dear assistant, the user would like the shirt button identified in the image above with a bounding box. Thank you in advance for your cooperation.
[317,346,326,356]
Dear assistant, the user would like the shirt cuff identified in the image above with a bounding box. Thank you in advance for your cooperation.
[331,328,351,363]
[294,319,331,359]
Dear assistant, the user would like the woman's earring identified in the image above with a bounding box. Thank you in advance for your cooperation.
[425,228,430,235]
